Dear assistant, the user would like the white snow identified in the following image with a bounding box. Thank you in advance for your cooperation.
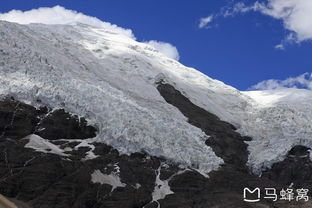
[135,183,141,189]
[91,169,126,192]
[24,134,68,156]
[74,140,98,160]
[151,164,191,207]
[1,20,312,175]
[152,166,174,202]
[243,89,312,107]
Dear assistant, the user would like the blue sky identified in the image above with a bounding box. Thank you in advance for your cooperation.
[1,0,311,90]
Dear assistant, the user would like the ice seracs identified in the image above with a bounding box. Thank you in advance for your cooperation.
[242,88,312,174]
[0,20,224,175]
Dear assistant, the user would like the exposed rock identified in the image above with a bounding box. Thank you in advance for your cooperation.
[1,92,312,208]
[0,98,43,140]
[156,83,248,170]
[0,98,157,208]
[262,145,312,191]
[35,109,97,140]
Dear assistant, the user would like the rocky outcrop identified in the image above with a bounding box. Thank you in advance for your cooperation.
[156,83,248,170]
[0,98,159,208]
[1,92,312,208]
[262,145,312,191]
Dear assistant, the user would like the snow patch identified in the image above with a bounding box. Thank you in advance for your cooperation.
[91,169,126,192]
[152,165,174,203]
[74,140,98,160]
[24,134,68,156]
[135,183,141,189]
[150,164,192,207]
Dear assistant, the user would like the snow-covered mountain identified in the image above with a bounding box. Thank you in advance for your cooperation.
[1,20,312,177]
[243,89,312,174]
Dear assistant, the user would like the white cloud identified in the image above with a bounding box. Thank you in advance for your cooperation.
[250,72,312,90]
[198,15,214,28]
[253,0,312,42]
[0,6,181,61]
[145,40,180,61]
[222,2,255,17]
[0,5,135,39]
[201,0,312,46]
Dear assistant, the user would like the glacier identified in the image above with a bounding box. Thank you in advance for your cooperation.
[0,20,312,175]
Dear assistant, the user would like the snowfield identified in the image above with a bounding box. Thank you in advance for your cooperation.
[0,20,311,175]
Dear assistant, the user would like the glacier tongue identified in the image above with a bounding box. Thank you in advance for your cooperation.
[1,20,312,175]
[0,21,226,174]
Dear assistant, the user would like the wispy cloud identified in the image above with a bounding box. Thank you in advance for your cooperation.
[250,73,312,90]
[199,0,312,48]
[221,2,255,17]
[198,15,214,28]
[274,44,285,50]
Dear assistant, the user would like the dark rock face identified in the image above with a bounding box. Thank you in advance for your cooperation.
[156,83,248,170]
[0,98,43,140]
[262,145,312,192]
[0,98,158,208]
[35,109,97,140]
[1,86,312,208]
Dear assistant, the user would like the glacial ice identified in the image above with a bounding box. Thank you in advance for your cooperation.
[1,20,312,175]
